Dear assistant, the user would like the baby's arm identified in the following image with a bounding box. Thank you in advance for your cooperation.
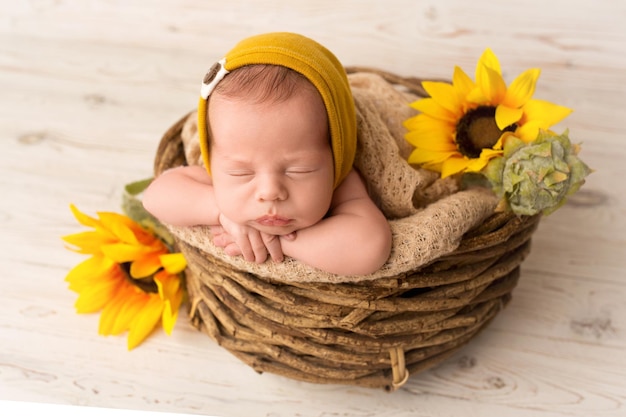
[143,165,220,227]
[143,166,284,262]
[280,170,392,276]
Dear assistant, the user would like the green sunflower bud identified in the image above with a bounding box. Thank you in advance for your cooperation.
[483,130,592,216]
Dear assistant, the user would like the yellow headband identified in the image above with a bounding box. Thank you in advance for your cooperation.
[197,32,357,189]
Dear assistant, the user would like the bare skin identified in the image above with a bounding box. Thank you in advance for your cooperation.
[143,87,391,275]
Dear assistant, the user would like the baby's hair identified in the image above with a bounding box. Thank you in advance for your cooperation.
[205,64,328,150]
[212,64,318,104]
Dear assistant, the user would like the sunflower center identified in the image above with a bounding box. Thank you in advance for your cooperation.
[456,106,516,158]
[121,263,159,294]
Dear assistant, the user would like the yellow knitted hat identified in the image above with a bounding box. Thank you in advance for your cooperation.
[197,32,356,189]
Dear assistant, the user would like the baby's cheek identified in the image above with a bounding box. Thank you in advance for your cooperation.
[215,187,249,222]
[217,198,240,220]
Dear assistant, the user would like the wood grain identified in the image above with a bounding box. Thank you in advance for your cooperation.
[1,1,625,416]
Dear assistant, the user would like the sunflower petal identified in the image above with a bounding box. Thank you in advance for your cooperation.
[452,65,475,101]
[111,292,146,335]
[522,99,573,127]
[62,231,116,254]
[477,64,507,104]
[69,204,100,228]
[504,68,540,108]
[495,104,524,130]
[155,272,182,302]
[421,161,444,173]
[422,81,461,115]
[163,290,184,336]
[154,272,183,335]
[515,120,543,143]
[405,131,459,151]
[99,287,137,335]
[107,219,139,245]
[466,148,503,172]
[101,242,156,263]
[474,49,506,103]
[97,211,137,229]
[441,156,470,178]
[404,113,452,134]
[466,86,488,105]
[477,48,502,78]
[159,253,187,274]
[161,301,177,335]
[127,297,163,350]
[483,145,506,158]
[410,98,458,123]
[408,148,457,166]
[67,206,123,244]
[404,114,457,151]
[98,212,143,243]
[74,278,122,313]
[65,255,115,289]
[130,253,163,278]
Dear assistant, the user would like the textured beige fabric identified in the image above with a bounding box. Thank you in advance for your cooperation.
[181,113,202,167]
[167,72,498,283]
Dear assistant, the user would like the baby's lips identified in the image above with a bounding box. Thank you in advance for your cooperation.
[256,215,291,227]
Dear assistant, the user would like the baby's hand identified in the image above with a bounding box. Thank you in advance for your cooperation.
[212,214,285,263]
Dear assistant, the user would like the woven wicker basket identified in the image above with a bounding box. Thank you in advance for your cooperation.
[152,69,541,391]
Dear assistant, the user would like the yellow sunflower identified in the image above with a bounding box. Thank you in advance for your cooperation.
[404,48,573,178]
[63,204,186,350]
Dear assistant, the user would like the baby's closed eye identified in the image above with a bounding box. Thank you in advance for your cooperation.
[286,167,318,175]
[227,170,254,177]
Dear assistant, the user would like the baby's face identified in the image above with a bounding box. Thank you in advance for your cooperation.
[208,88,334,236]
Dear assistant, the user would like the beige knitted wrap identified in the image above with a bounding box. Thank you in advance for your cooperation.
[167,72,498,284]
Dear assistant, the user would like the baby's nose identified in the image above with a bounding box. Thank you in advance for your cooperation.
[256,175,288,201]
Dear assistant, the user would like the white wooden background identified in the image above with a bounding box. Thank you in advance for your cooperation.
[1,1,625,416]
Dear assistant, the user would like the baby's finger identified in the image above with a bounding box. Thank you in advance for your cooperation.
[248,232,269,263]
[209,225,225,236]
[224,243,242,257]
[239,238,256,262]
[262,234,284,262]
[212,233,227,247]
[213,233,235,248]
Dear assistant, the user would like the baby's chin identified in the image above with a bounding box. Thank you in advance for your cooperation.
[253,224,299,236]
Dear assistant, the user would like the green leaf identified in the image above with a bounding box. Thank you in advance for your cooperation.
[125,178,154,196]
[121,179,175,248]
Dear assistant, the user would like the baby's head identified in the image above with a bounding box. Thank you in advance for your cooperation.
[207,64,335,235]
[197,32,357,189]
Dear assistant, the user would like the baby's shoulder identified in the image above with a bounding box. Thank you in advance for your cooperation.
[158,164,213,185]
[331,168,369,203]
